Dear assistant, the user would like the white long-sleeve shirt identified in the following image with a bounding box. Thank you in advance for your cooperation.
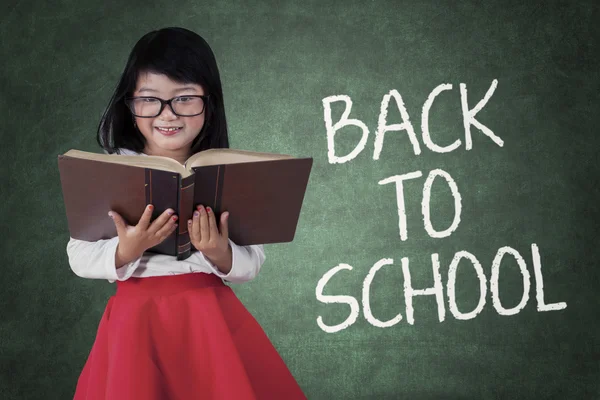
[66,148,265,284]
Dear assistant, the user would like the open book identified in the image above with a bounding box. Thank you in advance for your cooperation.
[58,148,313,260]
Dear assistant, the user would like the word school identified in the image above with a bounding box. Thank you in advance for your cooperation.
[316,244,567,333]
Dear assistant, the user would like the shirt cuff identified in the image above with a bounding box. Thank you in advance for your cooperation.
[194,239,263,284]
[105,237,142,283]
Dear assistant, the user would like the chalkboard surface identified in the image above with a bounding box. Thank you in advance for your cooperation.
[1,1,598,399]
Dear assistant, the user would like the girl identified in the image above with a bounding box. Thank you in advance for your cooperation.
[67,27,306,400]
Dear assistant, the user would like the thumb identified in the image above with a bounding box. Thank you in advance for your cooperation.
[220,212,229,239]
[108,211,127,236]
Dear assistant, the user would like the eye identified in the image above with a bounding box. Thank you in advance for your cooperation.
[175,96,194,102]
[140,97,159,103]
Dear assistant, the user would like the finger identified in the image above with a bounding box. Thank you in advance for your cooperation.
[219,212,230,239]
[198,205,210,243]
[137,204,154,230]
[191,207,203,243]
[206,206,218,237]
[148,208,176,234]
[188,214,198,244]
[189,205,203,244]
[108,211,128,236]
[155,217,178,242]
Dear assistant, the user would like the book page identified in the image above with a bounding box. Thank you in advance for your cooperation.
[185,148,294,169]
[63,150,191,177]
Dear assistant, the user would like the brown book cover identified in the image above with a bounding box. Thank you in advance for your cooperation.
[57,148,313,260]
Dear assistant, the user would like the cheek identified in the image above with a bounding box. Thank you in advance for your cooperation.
[186,115,206,134]
[136,118,155,137]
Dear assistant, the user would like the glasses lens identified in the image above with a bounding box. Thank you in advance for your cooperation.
[171,96,205,116]
[130,98,161,117]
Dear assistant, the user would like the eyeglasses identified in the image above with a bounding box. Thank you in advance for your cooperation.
[125,95,209,117]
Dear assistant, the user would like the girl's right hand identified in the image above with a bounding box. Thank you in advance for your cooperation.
[108,204,178,268]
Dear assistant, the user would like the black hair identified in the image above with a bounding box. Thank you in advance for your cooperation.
[96,27,229,154]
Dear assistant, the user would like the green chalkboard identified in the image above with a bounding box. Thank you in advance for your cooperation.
[1,1,599,398]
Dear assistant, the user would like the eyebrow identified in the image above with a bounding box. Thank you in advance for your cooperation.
[137,87,199,94]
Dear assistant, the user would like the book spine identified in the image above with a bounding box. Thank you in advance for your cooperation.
[145,168,179,257]
[214,165,225,213]
[176,175,195,260]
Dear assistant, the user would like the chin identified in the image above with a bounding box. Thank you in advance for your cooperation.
[157,138,194,151]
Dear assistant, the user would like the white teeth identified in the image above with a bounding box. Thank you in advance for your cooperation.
[157,127,180,132]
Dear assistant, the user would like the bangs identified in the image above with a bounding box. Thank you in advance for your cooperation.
[127,29,211,91]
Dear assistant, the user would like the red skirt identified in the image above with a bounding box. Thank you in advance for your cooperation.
[73,273,306,400]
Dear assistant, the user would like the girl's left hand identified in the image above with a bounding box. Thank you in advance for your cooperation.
[188,205,232,272]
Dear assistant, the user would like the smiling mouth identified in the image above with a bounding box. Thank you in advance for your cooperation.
[155,126,183,135]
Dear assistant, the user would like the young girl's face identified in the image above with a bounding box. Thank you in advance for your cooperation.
[132,72,206,160]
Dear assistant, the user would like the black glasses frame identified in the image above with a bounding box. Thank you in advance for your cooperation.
[125,95,210,117]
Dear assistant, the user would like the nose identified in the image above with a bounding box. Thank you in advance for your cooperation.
[158,103,178,120]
